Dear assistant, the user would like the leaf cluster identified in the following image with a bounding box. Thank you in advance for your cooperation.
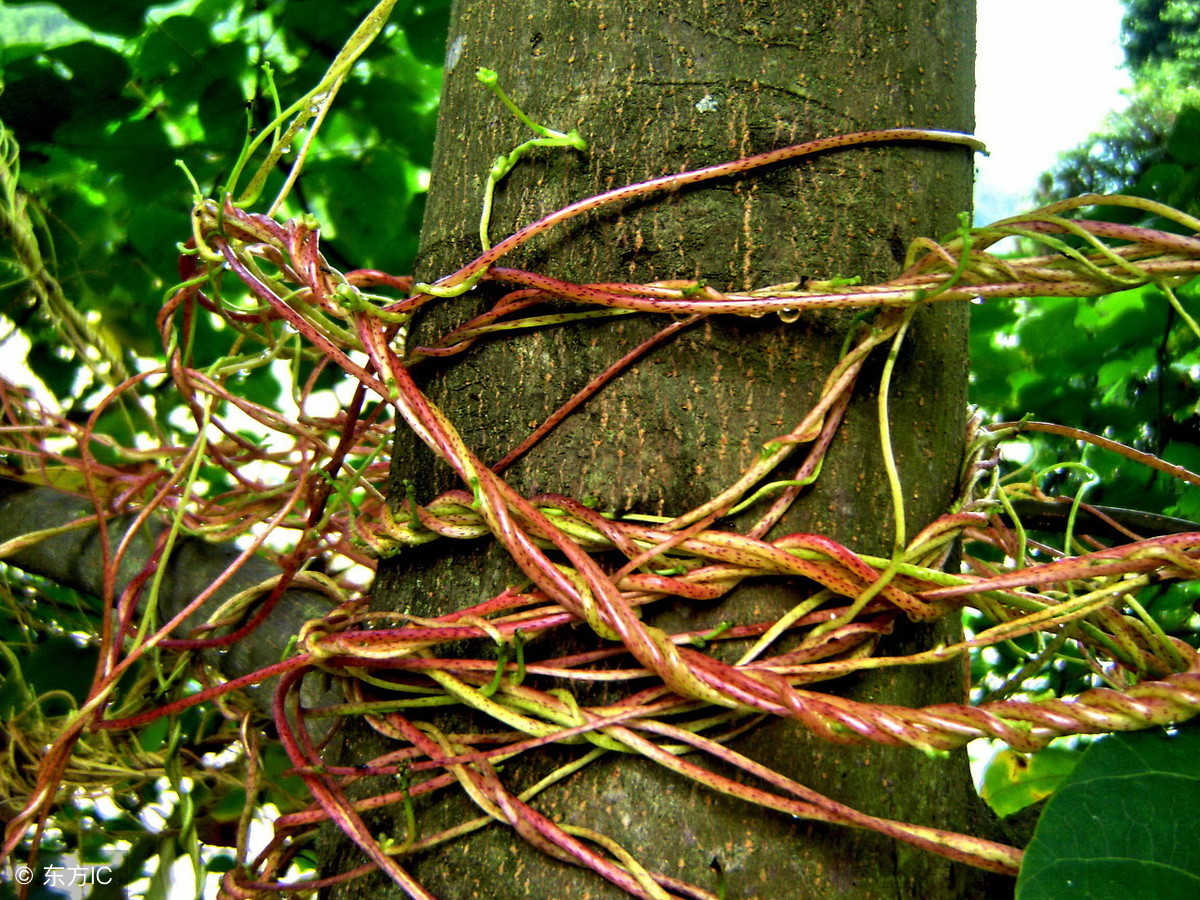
[0,1,448,892]
[1122,0,1200,76]
[968,8,1200,876]
[0,0,445,415]
[971,102,1200,601]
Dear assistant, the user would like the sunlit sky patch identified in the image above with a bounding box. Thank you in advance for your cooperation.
[974,0,1131,224]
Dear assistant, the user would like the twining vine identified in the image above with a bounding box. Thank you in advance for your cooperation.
[4,2,1200,898]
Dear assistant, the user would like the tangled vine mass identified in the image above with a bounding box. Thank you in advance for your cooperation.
[5,7,1200,899]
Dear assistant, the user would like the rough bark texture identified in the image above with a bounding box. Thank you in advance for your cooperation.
[327,1,1005,898]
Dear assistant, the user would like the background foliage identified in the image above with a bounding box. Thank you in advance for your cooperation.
[0,1,446,895]
[1,0,1199,896]
[972,0,1200,686]
[0,0,443,416]
[968,10,1200,889]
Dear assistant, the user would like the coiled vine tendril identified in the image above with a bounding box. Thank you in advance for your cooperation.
[4,12,1200,897]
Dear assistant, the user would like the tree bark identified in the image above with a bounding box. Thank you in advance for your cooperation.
[328,1,1004,897]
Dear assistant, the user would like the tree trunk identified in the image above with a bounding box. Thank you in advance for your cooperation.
[326,1,1003,897]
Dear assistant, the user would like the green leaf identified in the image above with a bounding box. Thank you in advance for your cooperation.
[211,786,247,822]
[259,742,309,809]
[146,830,178,900]
[1016,302,1094,368]
[399,0,453,66]
[1163,441,1200,474]
[50,0,158,37]
[91,831,160,900]
[1134,163,1186,205]
[0,649,35,719]
[1016,727,1200,900]
[1090,285,1149,328]
[138,715,170,753]
[1169,486,1200,524]
[0,635,97,718]
[101,118,185,201]
[85,407,139,465]
[128,200,188,260]
[206,853,237,873]
[0,4,93,52]
[305,151,418,270]
[25,343,79,407]
[277,0,389,47]
[980,746,1082,817]
[1167,105,1200,166]
[1143,583,1200,632]
[232,365,282,409]
[136,15,214,83]
[0,59,75,144]
[198,75,250,151]
[50,41,133,101]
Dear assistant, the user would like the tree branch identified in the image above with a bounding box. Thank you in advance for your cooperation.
[0,476,336,717]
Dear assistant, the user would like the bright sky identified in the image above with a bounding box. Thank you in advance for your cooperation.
[974,0,1131,223]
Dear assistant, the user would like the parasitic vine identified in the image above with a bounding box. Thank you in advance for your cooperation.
[4,20,1200,899]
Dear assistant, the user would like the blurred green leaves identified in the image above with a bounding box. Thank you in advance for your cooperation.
[970,33,1200,890]
[0,0,446,416]
[971,103,1200,523]
[0,1,449,888]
